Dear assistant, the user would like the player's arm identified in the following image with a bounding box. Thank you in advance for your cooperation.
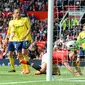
[5,34,9,44]
[7,20,15,40]
[4,27,10,45]
[76,37,85,46]
[63,61,75,75]
[5,27,10,40]
[22,28,31,40]
[10,24,15,40]
[5,33,9,41]
[10,31,15,40]
[75,33,82,45]
[22,18,31,40]
[77,33,81,41]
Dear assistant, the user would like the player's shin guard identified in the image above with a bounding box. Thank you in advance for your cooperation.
[9,56,15,70]
[76,61,82,74]
[76,61,80,67]
[24,56,30,69]
[24,56,30,74]
[53,65,60,75]
[18,54,26,73]
[74,61,83,75]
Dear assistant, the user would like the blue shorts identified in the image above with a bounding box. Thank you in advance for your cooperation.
[8,41,30,52]
[22,41,30,49]
[78,50,85,58]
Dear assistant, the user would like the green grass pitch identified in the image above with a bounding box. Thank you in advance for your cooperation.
[0,66,85,85]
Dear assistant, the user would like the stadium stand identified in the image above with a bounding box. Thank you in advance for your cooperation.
[0,0,85,67]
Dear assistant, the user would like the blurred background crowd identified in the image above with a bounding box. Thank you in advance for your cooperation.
[0,0,85,60]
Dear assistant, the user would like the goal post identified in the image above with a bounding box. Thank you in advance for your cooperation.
[46,0,54,81]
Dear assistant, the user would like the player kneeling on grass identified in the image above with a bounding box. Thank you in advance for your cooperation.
[69,50,83,76]
[20,43,82,76]
[20,52,60,75]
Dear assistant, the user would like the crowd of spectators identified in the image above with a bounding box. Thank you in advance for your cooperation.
[0,0,85,12]
[0,0,84,59]
[0,0,48,12]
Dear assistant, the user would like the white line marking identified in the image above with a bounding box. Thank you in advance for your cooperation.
[0,78,85,85]
[0,80,46,85]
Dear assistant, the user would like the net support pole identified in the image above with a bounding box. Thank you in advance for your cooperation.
[46,0,54,81]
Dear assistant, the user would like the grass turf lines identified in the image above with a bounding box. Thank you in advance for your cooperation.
[0,66,85,85]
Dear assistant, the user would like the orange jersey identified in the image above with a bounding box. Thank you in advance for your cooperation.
[52,49,68,64]
[41,49,68,65]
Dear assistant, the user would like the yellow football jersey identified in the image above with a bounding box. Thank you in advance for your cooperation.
[77,31,85,49]
[8,17,32,42]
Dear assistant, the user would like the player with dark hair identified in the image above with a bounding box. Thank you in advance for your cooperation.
[20,43,82,76]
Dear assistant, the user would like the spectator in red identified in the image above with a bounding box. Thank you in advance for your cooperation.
[40,33,47,41]
[0,10,5,19]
